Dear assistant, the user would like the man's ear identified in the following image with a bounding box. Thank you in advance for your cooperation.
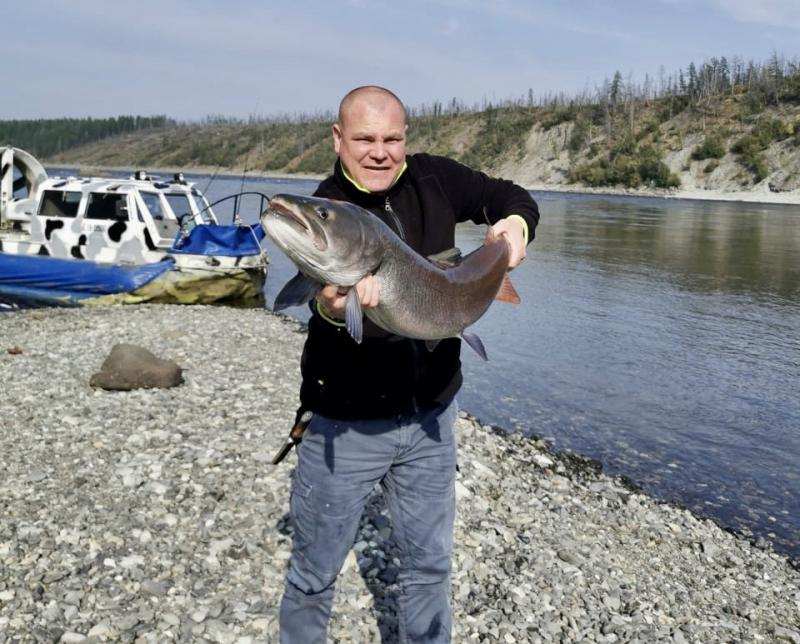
[332,123,343,154]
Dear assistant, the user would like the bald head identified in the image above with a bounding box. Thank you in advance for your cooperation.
[332,85,408,193]
[337,85,407,128]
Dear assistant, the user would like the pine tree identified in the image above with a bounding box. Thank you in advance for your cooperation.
[610,71,623,106]
[720,56,731,92]
[688,62,698,98]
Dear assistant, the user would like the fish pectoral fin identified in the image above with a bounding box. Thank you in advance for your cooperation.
[426,247,463,269]
[345,288,363,344]
[424,339,441,352]
[273,272,323,311]
[461,330,488,361]
[494,273,521,305]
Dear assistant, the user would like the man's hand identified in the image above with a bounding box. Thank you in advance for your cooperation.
[316,275,381,320]
[491,217,527,269]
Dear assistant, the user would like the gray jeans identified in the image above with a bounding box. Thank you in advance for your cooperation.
[279,399,458,643]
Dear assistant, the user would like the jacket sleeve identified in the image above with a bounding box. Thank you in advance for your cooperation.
[427,155,540,244]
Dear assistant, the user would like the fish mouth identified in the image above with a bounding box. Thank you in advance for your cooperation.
[268,197,328,252]
[269,199,310,233]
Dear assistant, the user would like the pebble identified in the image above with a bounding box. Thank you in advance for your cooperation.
[0,305,797,643]
[532,454,554,468]
[86,623,115,639]
[117,615,140,631]
[191,608,209,623]
[59,633,87,643]
[557,549,580,565]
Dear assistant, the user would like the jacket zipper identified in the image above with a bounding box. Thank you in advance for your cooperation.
[384,196,419,413]
[384,196,406,241]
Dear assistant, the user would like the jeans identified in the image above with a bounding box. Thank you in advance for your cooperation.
[279,399,458,643]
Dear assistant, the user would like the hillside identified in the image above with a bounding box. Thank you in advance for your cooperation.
[46,99,800,195]
[31,56,800,196]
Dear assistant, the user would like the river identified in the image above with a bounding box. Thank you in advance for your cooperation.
[35,169,800,564]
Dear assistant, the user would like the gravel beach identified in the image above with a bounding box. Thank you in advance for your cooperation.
[1,305,798,643]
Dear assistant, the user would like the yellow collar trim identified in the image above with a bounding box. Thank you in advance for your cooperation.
[341,161,407,194]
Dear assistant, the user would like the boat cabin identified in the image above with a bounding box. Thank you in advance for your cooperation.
[2,171,216,264]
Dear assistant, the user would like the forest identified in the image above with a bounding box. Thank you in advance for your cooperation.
[0,116,172,158]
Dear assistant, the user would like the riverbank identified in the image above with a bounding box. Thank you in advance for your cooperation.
[524,182,800,205]
[46,162,800,205]
[1,305,798,642]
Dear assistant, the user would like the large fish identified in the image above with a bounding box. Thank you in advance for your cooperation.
[261,194,519,360]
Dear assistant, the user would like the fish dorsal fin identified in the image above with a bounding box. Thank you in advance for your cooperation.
[427,247,463,269]
[495,273,521,304]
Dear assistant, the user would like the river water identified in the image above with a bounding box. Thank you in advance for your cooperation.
[35,169,800,563]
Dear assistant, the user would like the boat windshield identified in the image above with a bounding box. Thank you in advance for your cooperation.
[164,193,195,223]
[140,192,168,221]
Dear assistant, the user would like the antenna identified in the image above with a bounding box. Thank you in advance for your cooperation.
[233,100,259,225]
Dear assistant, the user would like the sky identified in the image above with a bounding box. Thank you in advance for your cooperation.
[2,0,799,120]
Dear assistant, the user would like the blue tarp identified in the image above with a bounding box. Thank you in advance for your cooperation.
[0,252,174,303]
[170,224,265,257]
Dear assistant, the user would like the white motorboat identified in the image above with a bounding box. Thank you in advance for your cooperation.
[0,147,268,306]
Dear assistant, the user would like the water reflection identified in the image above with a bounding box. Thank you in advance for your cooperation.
[539,194,800,298]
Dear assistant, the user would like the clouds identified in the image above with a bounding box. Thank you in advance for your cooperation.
[714,0,800,29]
[711,0,800,29]
[2,0,798,120]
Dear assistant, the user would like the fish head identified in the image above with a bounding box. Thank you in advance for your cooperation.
[262,194,385,286]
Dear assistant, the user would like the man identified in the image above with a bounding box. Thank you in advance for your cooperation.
[279,86,539,643]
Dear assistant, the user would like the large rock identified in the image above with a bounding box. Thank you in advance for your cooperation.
[90,343,183,390]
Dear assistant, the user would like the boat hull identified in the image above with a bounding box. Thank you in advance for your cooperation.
[89,266,266,306]
[0,252,266,307]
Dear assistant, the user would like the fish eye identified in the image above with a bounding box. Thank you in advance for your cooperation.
[316,207,329,220]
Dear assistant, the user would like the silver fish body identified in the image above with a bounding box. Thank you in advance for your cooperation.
[261,194,514,351]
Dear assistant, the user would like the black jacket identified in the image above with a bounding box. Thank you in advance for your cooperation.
[299,153,540,419]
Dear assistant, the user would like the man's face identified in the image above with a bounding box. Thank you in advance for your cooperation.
[333,99,406,193]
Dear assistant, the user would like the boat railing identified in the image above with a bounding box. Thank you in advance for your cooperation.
[194,191,271,227]
[172,191,271,263]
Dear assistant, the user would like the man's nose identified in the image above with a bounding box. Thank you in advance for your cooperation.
[370,143,388,160]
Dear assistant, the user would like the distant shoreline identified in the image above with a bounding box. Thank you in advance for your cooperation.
[45,162,327,183]
[523,182,800,205]
[47,162,800,206]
